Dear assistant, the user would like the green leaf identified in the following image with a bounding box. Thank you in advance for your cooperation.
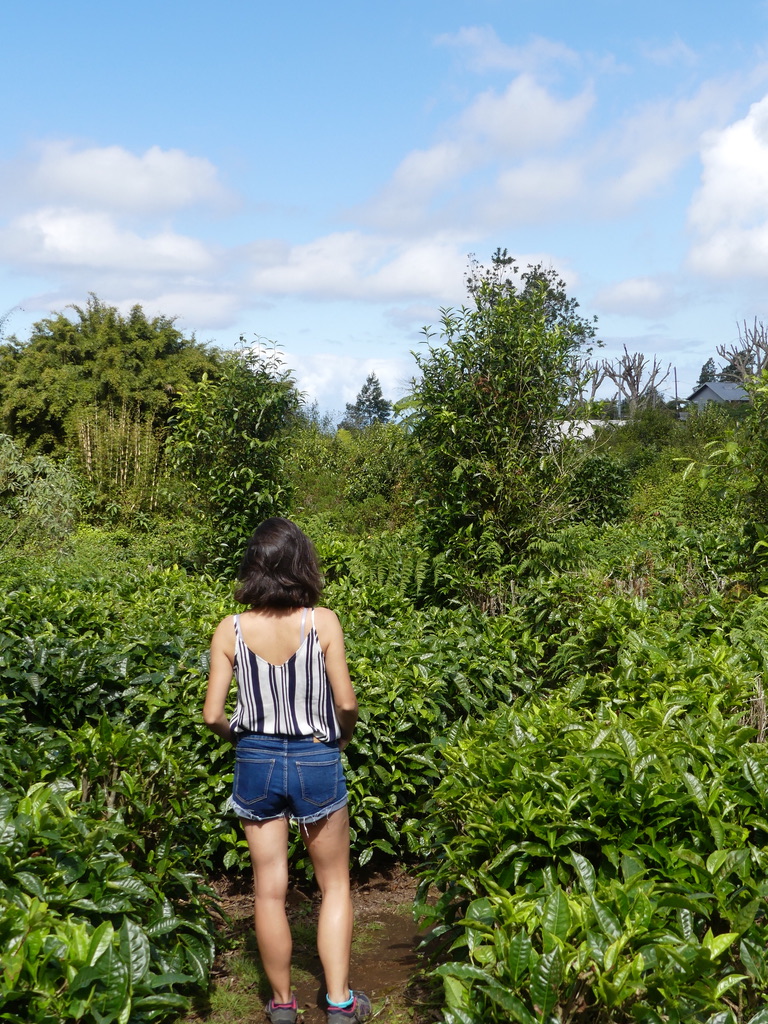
[484,981,537,1024]
[465,898,495,926]
[621,852,645,881]
[713,973,747,999]
[739,937,768,982]
[569,851,596,894]
[118,918,150,987]
[86,921,115,968]
[542,888,571,942]
[743,756,768,799]
[702,930,738,959]
[507,930,532,985]
[683,771,709,813]
[590,896,622,941]
[706,850,729,875]
[529,948,563,1019]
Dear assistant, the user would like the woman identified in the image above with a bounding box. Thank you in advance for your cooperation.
[203,518,371,1024]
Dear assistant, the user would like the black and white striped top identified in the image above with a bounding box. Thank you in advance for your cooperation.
[229,608,341,742]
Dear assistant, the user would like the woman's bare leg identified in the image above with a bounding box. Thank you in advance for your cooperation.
[241,816,293,1005]
[303,807,353,1004]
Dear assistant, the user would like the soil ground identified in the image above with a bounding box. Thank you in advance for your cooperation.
[187,866,442,1024]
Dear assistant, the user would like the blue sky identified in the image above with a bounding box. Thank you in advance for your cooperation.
[3,1,768,413]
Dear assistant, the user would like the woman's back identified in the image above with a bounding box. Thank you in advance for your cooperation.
[236,606,313,666]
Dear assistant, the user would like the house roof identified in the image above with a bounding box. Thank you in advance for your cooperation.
[686,380,749,402]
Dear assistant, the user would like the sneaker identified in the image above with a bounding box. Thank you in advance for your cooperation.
[265,996,298,1024]
[326,990,371,1023]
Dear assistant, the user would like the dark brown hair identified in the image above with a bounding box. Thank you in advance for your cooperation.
[234,518,323,608]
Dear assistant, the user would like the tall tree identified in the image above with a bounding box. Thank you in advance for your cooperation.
[697,358,717,387]
[717,319,768,385]
[0,294,221,451]
[602,347,670,417]
[338,373,392,431]
[406,250,597,578]
[167,342,300,570]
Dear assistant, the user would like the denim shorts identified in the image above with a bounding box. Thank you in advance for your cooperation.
[231,734,348,825]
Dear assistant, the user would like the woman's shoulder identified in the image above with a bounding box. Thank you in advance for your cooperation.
[312,606,343,635]
[211,613,237,639]
[312,605,340,622]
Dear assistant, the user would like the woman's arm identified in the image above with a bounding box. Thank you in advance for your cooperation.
[203,616,237,743]
[315,607,358,750]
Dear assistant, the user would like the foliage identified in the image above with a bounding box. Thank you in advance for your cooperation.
[0,774,217,1024]
[569,453,631,524]
[337,372,392,431]
[0,295,221,453]
[406,250,597,581]
[1,383,766,1024]
[417,614,768,1023]
[684,371,768,586]
[167,343,300,571]
[73,404,167,521]
[287,422,417,532]
[697,357,717,386]
[0,434,79,555]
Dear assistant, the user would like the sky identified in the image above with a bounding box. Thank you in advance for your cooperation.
[3,1,768,414]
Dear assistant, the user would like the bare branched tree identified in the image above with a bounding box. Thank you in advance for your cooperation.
[563,357,606,415]
[602,346,671,417]
[583,359,607,405]
[716,318,768,384]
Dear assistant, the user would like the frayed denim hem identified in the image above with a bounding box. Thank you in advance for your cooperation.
[230,793,348,826]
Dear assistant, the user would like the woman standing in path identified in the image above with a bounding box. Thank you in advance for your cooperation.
[203,518,371,1024]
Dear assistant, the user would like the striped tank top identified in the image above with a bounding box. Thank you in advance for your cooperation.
[229,608,341,743]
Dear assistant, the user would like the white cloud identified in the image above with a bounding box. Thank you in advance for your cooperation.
[457,75,593,154]
[687,94,768,277]
[0,207,214,273]
[602,79,740,209]
[385,141,470,202]
[487,157,585,222]
[23,141,231,214]
[640,38,698,68]
[124,290,244,332]
[250,233,468,303]
[594,276,681,318]
[436,26,581,76]
[366,74,593,228]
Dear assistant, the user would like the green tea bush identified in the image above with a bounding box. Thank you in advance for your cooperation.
[570,452,631,524]
[418,690,768,1023]
[0,782,216,1024]
[3,510,766,1023]
[287,422,417,533]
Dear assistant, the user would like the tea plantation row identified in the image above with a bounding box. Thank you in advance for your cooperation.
[2,519,767,1023]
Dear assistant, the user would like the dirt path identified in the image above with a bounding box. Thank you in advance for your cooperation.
[202,866,440,1024]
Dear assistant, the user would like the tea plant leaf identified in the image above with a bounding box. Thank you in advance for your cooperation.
[86,921,115,967]
[713,973,748,999]
[706,850,729,875]
[683,771,709,812]
[484,981,538,1024]
[118,917,149,986]
[507,930,532,985]
[542,888,571,942]
[620,852,645,881]
[739,937,768,983]
[569,851,596,894]
[465,898,495,925]
[590,897,622,941]
[530,947,563,1018]
[702,930,738,959]
[743,757,768,799]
